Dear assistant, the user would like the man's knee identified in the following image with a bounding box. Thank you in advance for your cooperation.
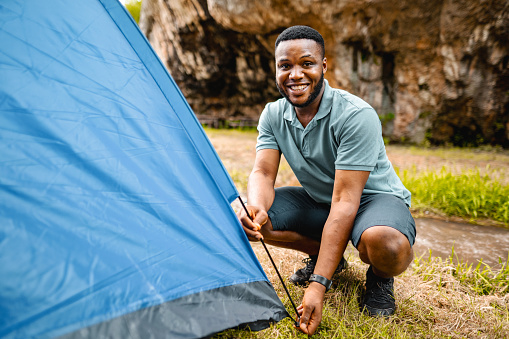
[358,225,413,276]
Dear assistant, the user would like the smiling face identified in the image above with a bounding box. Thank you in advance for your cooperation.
[275,39,327,110]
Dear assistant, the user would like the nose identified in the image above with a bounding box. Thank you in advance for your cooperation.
[289,66,303,80]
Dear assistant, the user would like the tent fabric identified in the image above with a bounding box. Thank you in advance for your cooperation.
[0,0,289,338]
[60,281,286,339]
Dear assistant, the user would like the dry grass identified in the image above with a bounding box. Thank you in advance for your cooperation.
[215,243,509,338]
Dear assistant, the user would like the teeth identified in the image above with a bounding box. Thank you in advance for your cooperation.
[291,85,307,90]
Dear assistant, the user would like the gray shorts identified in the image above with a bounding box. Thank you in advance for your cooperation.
[267,186,416,247]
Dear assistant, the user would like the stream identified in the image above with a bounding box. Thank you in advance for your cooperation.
[413,218,509,269]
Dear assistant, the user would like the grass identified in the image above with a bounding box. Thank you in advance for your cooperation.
[399,167,509,225]
[402,145,509,165]
[212,245,509,338]
[205,129,509,338]
[414,247,509,296]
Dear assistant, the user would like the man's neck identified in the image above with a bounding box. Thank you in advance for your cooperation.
[294,92,324,128]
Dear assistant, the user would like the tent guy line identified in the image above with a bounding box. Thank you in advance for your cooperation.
[238,196,301,326]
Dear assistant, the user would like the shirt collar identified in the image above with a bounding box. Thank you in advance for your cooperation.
[283,79,333,126]
[315,79,333,120]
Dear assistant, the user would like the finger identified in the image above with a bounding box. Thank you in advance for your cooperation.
[299,303,314,331]
[245,230,263,241]
[240,214,259,231]
[306,314,321,336]
[241,223,262,239]
[306,307,322,335]
[252,213,268,228]
[257,216,267,226]
[297,305,304,316]
[299,320,309,334]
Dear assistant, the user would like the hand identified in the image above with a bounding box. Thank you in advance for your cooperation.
[296,282,325,335]
[236,205,268,241]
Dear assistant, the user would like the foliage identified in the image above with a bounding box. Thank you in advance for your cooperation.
[379,112,395,127]
[123,0,142,24]
[399,166,509,224]
[414,247,509,296]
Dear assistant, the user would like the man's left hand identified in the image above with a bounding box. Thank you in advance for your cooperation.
[296,282,325,335]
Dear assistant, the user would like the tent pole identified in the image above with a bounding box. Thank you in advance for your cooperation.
[237,197,300,327]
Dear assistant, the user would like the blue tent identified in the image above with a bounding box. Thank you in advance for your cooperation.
[0,0,288,338]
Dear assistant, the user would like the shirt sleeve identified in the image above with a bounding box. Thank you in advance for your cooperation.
[256,104,280,152]
[334,107,381,171]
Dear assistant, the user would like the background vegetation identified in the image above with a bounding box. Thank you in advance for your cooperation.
[122,0,142,23]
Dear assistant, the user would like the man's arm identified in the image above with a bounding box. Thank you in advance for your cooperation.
[238,149,281,241]
[298,169,370,335]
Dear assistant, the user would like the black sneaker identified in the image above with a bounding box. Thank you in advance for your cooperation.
[289,256,348,286]
[361,266,395,317]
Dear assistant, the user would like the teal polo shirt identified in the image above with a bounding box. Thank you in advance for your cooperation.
[256,80,411,206]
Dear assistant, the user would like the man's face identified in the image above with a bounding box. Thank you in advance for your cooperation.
[275,39,327,108]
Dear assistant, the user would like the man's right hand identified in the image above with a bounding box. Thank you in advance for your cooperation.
[236,205,268,241]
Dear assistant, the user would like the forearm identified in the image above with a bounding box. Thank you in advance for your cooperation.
[297,201,358,335]
[313,201,358,280]
[298,170,369,334]
[247,169,276,211]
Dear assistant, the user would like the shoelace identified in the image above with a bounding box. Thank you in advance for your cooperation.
[368,280,394,304]
[301,257,316,274]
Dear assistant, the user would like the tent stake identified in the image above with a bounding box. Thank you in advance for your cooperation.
[238,197,300,327]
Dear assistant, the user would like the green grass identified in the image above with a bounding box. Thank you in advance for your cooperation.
[414,247,509,296]
[399,166,509,225]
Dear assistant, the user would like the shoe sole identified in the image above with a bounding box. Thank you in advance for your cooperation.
[361,304,395,317]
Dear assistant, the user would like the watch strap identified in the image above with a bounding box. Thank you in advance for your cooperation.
[309,274,332,292]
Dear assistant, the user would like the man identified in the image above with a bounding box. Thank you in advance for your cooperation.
[237,25,416,335]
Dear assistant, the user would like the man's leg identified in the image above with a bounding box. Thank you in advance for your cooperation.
[356,226,413,317]
[261,186,328,255]
[261,187,347,285]
[351,194,416,317]
[259,218,321,256]
[357,225,413,278]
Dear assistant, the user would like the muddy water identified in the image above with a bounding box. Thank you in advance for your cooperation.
[413,218,509,268]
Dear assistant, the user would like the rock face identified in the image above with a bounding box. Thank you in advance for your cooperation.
[140,0,509,147]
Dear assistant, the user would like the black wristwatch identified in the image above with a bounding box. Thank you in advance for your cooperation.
[309,274,332,292]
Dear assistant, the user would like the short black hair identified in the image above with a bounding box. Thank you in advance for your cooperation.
[275,25,325,58]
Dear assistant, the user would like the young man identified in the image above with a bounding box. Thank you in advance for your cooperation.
[237,25,416,335]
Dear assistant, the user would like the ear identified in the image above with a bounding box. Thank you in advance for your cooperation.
[322,57,327,74]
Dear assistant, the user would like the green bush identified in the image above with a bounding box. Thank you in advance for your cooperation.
[124,0,142,23]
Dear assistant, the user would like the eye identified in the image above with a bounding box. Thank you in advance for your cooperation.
[303,61,313,67]
[279,63,290,70]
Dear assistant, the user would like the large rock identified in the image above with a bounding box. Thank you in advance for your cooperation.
[140,0,508,146]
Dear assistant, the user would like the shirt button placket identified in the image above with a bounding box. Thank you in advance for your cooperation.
[302,136,308,157]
